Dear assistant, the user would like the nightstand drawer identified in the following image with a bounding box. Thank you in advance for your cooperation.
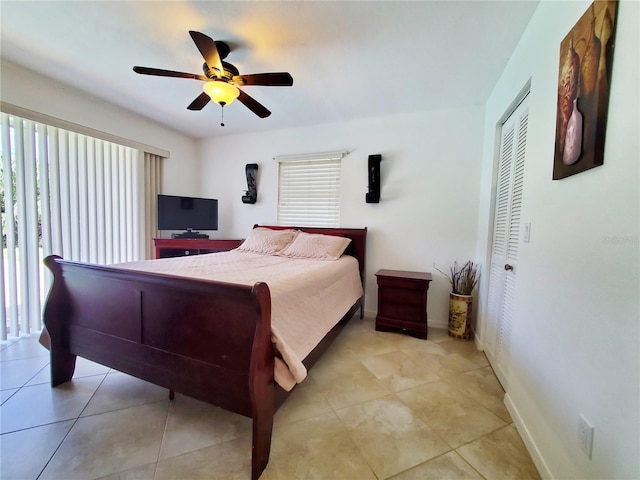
[378,286,425,307]
[376,275,430,291]
[378,302,424,322]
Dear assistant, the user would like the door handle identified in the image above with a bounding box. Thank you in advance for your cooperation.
[504,264,513,271]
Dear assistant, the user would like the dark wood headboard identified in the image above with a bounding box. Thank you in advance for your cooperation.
[254,225,367,286]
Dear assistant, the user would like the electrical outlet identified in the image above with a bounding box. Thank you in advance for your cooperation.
[578,414,595,459]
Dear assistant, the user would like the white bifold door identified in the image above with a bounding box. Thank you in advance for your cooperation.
[484,94,529,389]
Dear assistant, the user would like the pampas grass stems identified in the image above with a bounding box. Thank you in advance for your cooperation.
[434,260,480,295]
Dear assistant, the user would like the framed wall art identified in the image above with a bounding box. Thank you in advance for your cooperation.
[553,0,618,180]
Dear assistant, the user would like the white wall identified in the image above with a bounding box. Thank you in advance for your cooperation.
[197,107,485,326]
[0,60,198,197]
[476,1,639,478]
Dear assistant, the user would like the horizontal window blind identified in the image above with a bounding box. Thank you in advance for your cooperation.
[276,151,346,228]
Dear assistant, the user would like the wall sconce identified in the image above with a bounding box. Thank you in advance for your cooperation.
[366,154,381,203]
[242,164,258,204]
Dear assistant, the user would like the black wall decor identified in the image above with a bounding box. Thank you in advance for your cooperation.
[242,163,259,204]
[366,154,381,203]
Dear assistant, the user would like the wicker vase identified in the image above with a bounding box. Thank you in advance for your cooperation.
[448,293,473,340]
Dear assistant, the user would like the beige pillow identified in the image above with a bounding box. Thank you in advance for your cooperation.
[237,227,297,255]
[278,231,351,260]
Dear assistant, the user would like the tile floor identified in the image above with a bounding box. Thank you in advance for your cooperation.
[0,318,541,480]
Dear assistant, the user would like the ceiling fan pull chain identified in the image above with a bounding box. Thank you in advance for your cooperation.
[220,104,225,127]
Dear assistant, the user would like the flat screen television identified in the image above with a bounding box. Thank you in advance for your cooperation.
[157,194,218,237]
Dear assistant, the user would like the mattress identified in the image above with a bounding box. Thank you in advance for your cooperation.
[116,250,363,390]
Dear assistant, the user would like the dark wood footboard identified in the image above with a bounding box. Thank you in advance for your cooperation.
[41,255,275,479]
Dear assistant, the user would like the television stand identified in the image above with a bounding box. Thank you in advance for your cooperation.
[154,238,243,259]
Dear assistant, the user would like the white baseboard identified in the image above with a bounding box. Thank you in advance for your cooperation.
[504,393,553,479]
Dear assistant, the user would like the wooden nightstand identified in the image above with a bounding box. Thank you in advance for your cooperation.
[375,269,432,339]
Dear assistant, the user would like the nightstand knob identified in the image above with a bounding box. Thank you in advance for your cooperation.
[184,250,190,255]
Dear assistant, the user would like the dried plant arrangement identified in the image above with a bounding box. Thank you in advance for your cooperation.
[434,260,480,295]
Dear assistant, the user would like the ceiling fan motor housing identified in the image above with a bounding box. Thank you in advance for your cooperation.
[203,60,239,81]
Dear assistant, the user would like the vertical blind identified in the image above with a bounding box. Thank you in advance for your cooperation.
[0,112,163,340]
[276,151,346,227]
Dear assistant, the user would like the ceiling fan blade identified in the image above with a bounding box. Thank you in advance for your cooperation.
[189,30,223,77]
[233,72,294,87]
[237,89,271,118]
[187,92,211,111]
[133,66,208,81]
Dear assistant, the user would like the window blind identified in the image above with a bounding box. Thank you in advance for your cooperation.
[0,113,163,340]
[276,151,346,228]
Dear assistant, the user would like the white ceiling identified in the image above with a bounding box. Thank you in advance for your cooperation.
[1,1,538,139]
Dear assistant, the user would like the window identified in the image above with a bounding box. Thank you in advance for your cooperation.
[276,151,346,227]
[0,110,164,340]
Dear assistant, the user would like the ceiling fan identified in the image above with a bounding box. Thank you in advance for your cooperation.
[133,31,293,125]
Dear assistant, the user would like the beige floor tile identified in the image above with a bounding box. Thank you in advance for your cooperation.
[401,341,485,379]
[361,350,441,392]
[308,346,364,385]
[343,328,406,358]
[1,388,18,405]
[426,328,451,343]
[326,318,371,354]
[263,411,377,480]
[309,343,393,411]
[315,361,393,410]
[383,327,450,350]
[0,355,49,389]
[443,366,512,423]
[0,335,49,361]
[155,435,253,480]
[0,375,104,434]
[335,395,450,479]
[339,315,375,334]
[389,451,484,479]
[82,371,169,416]
[439,340,490,369]
[376,329,427,345]
[396,380,507,448]
[26,356,111,386]
[40,402,169,480]
[0,338,16,350]
[456,424,541,480]
[159,393,252,460]
[274,375,333,425]
[0,420,74,480]
[96,462,157,480]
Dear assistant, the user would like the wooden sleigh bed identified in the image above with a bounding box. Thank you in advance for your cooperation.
[39,225,367,479]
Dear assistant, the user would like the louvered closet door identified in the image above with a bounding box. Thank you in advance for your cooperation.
[485,95,529,389]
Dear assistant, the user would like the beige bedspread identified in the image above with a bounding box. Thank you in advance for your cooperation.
[115,250,363,390]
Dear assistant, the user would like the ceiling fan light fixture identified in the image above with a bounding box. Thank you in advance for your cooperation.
[203,80,239,106]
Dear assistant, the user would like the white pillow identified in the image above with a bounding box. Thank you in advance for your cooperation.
[278,231,351,260]
[237,227,298,255]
